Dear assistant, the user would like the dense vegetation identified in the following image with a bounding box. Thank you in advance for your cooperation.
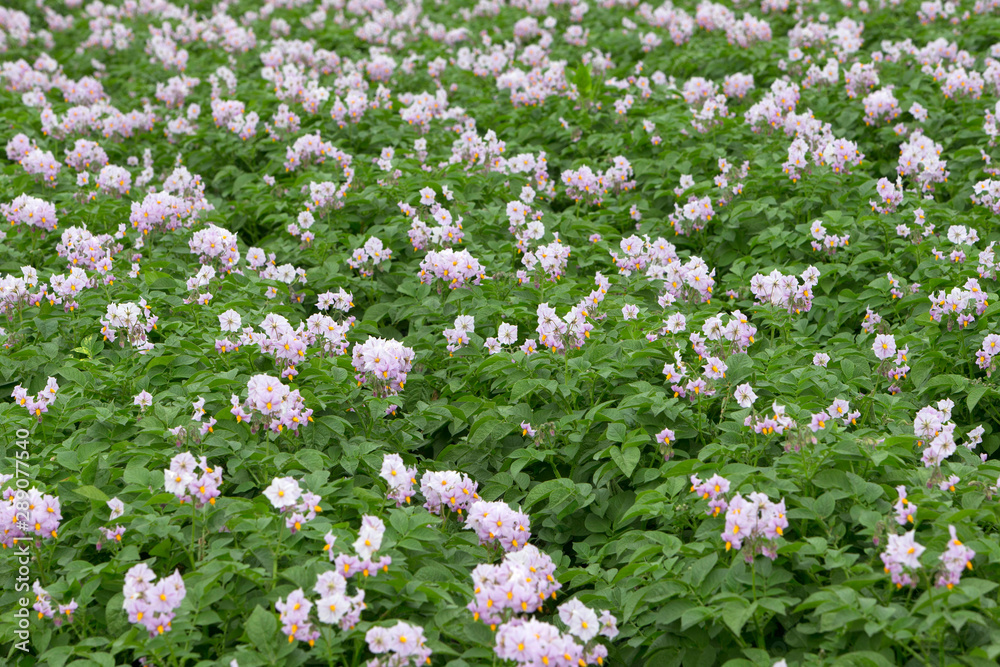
[2,0,1000,665]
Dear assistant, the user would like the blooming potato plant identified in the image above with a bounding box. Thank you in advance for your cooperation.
[4,0,1000,666]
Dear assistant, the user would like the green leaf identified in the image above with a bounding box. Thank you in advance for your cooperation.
[726,353,754,384]
[72,485,109,502]
[573,64,592,96]
[837,651,896,667]
[524,478,577,510]
[245,605,278,655]
[721,600,754,636]
[609,446,641,478]
[606,422,626,443]
[967,384,988,412]
[687,553,718,588]
[680,606,714,631]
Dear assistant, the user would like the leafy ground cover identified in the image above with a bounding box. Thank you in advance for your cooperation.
[2,0,1000,665]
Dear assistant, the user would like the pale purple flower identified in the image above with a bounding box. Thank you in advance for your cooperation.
[873,334,897,360]
[734,383,757,408]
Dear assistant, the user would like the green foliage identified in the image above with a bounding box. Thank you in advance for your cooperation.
[1,0,1000,666]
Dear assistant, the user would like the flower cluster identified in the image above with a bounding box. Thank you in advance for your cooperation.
[0,481,62,544]
[484,321,520,355]
[351,336,415,398]
[745,401,797,435]
[610,234,678,278]
[561,157,635,206]
[403,190,464,251]
[316,288,354,313]
[668,195,715,235]
[893,486,917,526]
[162,452,223,508]
[929,283,987,328]
[523,238,571,282]
[365,621,432,667]
[880,531,925,588]
[937,526,975,589]
[94,164,131,196]
[56,225,123,272]
[465,500,531,552]
[283,133,346,172]
[468,544,561,624]
[911,400,978,467]
[250,313,310,377]
[504,198,544,253]
[558,599,619,646]
[897,130,948,193]
[862,87,902,125]
[122,564,186,638]
[419,248,486,289]
[379,454,418,507]
[13,145,61,184]
[652,256,716,305]
[750,266,820,314]
[275,589,320,646]
[236,374,313,433]
[1,194,58,231]
[189,224,241,273]
[48,266,96,311]
[0,269,35,323]
[820,138,864,175]
[302,178,352,219]
[870,178,904,214]
[330,515,392,579]
[533,301,593,353]
[442,314,475,355]
[348,237,392,277]
[494,618,590,667]
[32,581,77,627]
[11,377,60,422]
[976,333,1000,375]
[100,301,157,353]
[719,490,788,562]
[691,474,732,517]
[972,179,1000,215]
[421,469,480,515]
[276,573,366,645]
[263,476,323,534]
[98,497,127,551]
[809,398,860,432]
[699,310,758,354]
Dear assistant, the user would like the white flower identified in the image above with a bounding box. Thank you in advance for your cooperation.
[558,599,599,642]
[219,309,242,332]
[497,322,518,345]
[263,477,302,509]
[107,497,125,520]
[164,469,195,496]
[734,383,758,408]
[317,593,349,624]
[664,312,687,333]
[379,454,409,487]
[314,571,347,598]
